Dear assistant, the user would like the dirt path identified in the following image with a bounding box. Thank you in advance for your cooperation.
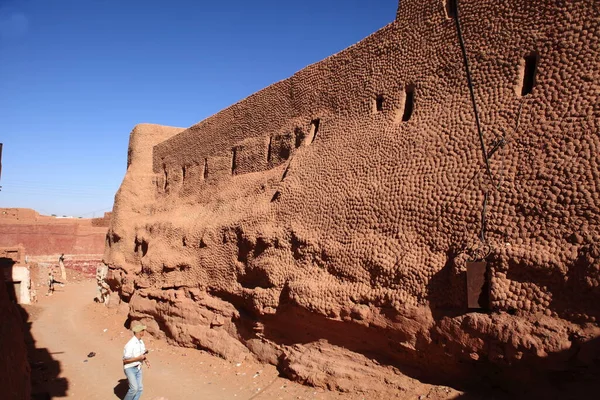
[24,280,358,399]
[24,279,458,399]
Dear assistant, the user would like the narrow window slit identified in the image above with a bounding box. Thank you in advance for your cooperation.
[307,119,320,144]
[182,165,187,183]
[294,127,305,148]
[445,0,457,19]
[141,240,148,257]
[231,148,238,175]
[375,95,384,112]
[402,85,415,122]
[267,136,273,163]
[162,163,169,192]
[281,164,290,181]
[271,191,281,202]
[520,53,538,96]
[203,158,209,180]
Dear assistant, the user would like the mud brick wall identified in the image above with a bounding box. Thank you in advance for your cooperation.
[106,0,600,394]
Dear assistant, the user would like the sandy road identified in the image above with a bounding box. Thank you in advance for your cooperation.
[24,280,365,400]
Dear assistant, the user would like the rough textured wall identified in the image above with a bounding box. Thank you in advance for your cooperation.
[91,212,112,227]
[0,208,107,256]
[105,124,186,299]
[106,0,600,394]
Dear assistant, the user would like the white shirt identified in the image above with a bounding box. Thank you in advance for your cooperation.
[123,335,146,369]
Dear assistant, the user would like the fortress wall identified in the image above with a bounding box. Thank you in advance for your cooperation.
[106,0,600,395]
[0,209,107,265]
[0,223,107,256]
[105,124,186,298]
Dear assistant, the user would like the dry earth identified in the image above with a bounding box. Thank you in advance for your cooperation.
[23,279,464,400]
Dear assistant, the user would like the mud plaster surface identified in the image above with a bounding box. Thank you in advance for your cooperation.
[105,0,600,395]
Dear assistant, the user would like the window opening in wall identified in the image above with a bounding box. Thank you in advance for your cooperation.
[294,127,305,148]
[231,148,238,175]
[306,119,320,144]
[520,53,538,96]
[182,165,187,183]
[203,158,209,180]
[402,85,415,122]
[271,191,281,202]
[162,163,169,192]
[267,136,273,163]
[375,94,384,112]
[445,0,457,19]
[278,138,291,161]
[281,164,290,181]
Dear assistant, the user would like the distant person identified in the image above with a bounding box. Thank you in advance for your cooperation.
[95,263,109,304]
[46,271,55,296]
[122,324,150,400]
[28,278,37,303]
[98,280,110,305]
[58,253,67,281]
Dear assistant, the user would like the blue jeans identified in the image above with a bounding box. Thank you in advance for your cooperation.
[123,366,143,400]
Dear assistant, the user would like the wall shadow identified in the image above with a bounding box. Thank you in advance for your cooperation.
[0,258,69,399]
[24,302,70,399]
[451,335,600,399]
[218,253,600,400]
[426,256,600,399]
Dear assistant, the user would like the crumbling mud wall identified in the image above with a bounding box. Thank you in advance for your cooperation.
[105,0,600,394]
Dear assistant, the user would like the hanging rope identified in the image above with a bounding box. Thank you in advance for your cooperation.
[453,0,495,187]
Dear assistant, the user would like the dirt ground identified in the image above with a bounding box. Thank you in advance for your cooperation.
[22,278,463,400]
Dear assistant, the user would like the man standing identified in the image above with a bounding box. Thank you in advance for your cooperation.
[46,270,55,296]
[122,324,150,400]
[58,253,67,281]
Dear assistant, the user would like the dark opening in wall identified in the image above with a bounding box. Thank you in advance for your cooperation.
[306,119,320,144]
[203,158,209,180]
[134,237,148,257]
[271,191,281,202]
[294,127,305,148]
[520,53,538,96]
[281,164,290,181]
[162,163,169,192]
[267,136,273,163]
[278,141,291,161]
[182,165,187,183]
[375,95,384,112]
[445,0,457,19]
[402,85,415,122]
[141,240,148,257]
[231,148,238,175]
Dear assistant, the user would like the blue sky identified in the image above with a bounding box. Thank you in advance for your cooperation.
[0,0,397,217]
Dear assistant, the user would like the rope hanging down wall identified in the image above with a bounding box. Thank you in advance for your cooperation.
[451,0,527,260]
[452,0,495,188]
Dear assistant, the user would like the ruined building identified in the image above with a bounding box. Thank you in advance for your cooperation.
[105,0,600,394]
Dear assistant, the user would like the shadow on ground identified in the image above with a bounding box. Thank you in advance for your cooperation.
[114,378,128,398]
